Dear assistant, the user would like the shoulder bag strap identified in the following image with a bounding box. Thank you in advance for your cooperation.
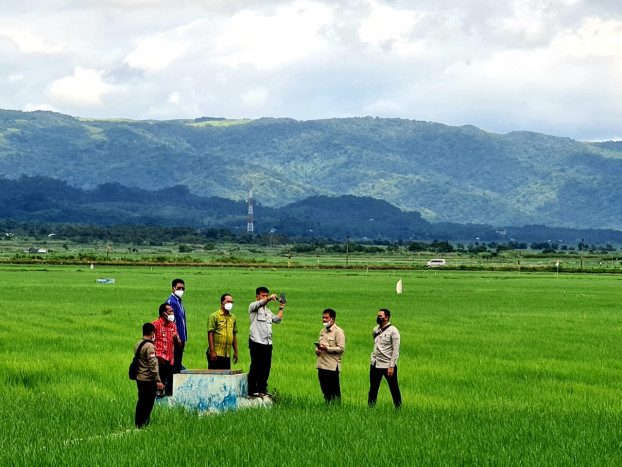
[372,324,392,340]
[135,339,149,358]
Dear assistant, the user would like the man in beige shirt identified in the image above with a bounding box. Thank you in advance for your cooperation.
[315,308,345,403]
[134,322,164,428]
[368,308,401,408]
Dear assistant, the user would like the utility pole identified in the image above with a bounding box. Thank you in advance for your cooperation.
[106,230,111,259]
[346,235,350,267]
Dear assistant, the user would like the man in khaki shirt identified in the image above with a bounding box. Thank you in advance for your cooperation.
[368,308,401,408]
[315,308,345,403]
[134,322,164,428]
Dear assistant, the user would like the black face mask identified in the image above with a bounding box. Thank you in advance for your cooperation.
[376,316,384,325]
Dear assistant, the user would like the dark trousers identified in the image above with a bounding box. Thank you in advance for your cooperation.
[368,365,402,408]
[248,339,272,394]
[158,358,174,396]
[318,368,341,403]
[207,354,231,370]
[173,342,185,373]
[135,380,157,428]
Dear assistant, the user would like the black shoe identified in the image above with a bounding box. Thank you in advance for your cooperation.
[250,392,263,398]
[262,391,273,398]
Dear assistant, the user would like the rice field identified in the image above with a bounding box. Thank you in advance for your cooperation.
[2,264,622,465]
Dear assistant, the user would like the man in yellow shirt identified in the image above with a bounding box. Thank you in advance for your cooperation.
[207,293,239,370]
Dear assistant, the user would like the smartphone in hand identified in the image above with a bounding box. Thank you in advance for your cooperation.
[279,292,287,304]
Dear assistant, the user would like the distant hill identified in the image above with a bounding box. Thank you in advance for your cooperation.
[1,109,621,229]
[3,176,622,245]
[0,176,430,240]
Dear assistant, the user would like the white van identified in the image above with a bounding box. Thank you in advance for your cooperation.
[426,259,446,268]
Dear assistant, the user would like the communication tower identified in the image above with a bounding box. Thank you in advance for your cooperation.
[247,187,254,234]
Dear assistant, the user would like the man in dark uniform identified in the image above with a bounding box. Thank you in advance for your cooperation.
[134,322,164,428]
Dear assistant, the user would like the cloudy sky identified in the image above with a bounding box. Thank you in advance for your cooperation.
[1,0,621,141]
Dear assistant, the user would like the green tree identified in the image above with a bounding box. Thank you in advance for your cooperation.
[178,244,192,253]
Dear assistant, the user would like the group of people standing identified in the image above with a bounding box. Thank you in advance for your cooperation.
[132,279,401,429]
[205,286,285,397]
[133,279,188,428]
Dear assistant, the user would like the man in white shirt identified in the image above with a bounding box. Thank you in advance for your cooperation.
[248,286,284,397]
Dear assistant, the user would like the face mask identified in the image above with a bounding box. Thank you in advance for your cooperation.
[323,320,332,329]
[167,314,175,322]
[151,334,156,342]
[174,290,184,298]
[224,303,234,312]
[376,317,384,325]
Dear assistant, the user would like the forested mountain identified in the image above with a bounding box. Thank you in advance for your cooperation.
[3,176,622,245]
[1,109,621,229]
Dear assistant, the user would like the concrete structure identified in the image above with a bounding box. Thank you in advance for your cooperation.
[169,369,271,414]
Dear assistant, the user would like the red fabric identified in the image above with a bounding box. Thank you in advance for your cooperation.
[151,317,177,364]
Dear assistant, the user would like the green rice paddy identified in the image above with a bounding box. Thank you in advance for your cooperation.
[2,265,622,465]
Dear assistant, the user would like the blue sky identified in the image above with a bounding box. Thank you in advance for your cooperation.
[1,0,621,141]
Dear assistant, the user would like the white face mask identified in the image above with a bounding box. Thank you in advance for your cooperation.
[224,303,234,312]
[151,334,156,342]
[167,314,175,322]
[174,290,184,298]
[323,320,332,329]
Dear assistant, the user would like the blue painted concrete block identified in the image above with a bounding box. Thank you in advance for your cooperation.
[171,370,252,413]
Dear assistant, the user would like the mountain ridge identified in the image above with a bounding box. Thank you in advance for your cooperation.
[1,109,620,229]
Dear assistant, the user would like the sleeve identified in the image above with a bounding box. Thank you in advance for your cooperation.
[248,300,264,314]
[327,328,345,354]
[270,310,283,324]
[390,329,400,367]
[207,313,217,333]
[233,317,239,334]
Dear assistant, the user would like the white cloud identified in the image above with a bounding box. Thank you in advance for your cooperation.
[554,16,622,58]
[241,87,269,107]
[47,67,120,107]
[0,0,621,139]
[124,33,188,72]
[358,0,420,48]
[362,98,405,115]
[1,30,63,53]
[214,1,334,70]
[8,73,24,83]
[168,91,180,104]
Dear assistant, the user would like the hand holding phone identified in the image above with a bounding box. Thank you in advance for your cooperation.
[279,292,287,304]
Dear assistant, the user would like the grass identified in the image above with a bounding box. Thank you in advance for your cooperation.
[2,238,621,274]
[2,265,622,465]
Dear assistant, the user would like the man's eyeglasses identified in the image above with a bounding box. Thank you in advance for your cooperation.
[176,286,185,290]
